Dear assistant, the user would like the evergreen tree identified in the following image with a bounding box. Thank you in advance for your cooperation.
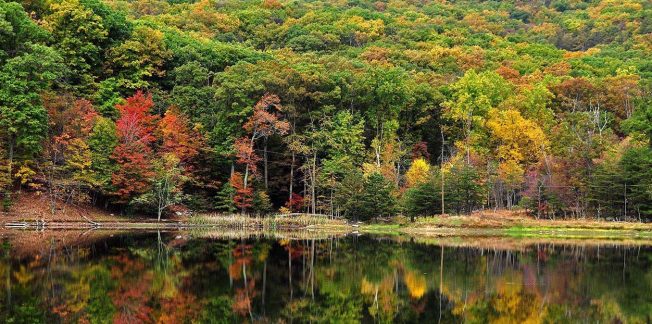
[215,181,237,213]
[589,151,625,219]
[359,173,397,220]
[337,172,397,221]
[620,146,652,219]
[447,163,484,214]
[403,172,442,220]
[252,190,273,216]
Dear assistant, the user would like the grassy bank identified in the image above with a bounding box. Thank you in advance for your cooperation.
[409,210,652,231]
[356,211,652,239]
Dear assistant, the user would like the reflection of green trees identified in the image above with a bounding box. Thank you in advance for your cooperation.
[85,267,116,324]
[1,236,652,322]
[281,291,362,323]
[50,265,117,323]
[199,296,232,324]
[0,242,46,323]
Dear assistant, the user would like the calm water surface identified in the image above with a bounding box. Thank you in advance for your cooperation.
[0,231,650,323]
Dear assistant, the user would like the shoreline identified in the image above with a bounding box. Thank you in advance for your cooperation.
[3,215,652,241]
[3,226,652,259]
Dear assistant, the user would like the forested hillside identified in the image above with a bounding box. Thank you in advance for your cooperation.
[1,0,650,220]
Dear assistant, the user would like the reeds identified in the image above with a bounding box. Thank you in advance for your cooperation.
[188,213,347,230]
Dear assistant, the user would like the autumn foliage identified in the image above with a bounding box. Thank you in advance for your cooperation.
[230,172,253,211]
[159,106,202,164]
[285,193,305,213]
[3,0,652,220]
[112,91,157,201]
[235,94,289,188]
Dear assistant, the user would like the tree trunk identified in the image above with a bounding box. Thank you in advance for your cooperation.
[303,173,308,213]
[243,136,255,189]
[312,151,316,214]
[440,129,445,215]
[244,165,249,190]
[439,245,444,324]
[375,144,381,167]
[288,243,293,300]
[7,138,13,180]
[264,138,268,189]
[330,186,334,217]
[465,113,472,165]
[289,151,294,206]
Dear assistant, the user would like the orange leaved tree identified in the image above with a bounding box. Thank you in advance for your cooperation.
[112,91,157,203]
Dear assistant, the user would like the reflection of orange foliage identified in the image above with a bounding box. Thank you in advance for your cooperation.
[158,289,201,324]
[110,255,154,324]
[228,262,242,280]
[230,243,259,317]
[280,240,305,260]
[232,278,257,316]
[229,244,253,280]
[404,270,427,299]
[112,274,154,323]
[111,254,146,272]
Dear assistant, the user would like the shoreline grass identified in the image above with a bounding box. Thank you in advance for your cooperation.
[187,213,349,230]
[4,210,652,241]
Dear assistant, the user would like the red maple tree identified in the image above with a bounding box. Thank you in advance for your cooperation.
[285,193,305,212]
[111,91,157,202]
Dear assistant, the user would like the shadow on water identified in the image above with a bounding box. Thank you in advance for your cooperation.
[0,229,651,323]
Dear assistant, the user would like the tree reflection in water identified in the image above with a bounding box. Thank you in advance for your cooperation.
[0,231,650,323]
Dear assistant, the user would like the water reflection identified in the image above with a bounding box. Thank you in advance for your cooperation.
[0,231,651,323]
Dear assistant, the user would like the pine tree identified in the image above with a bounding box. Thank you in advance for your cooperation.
[447,163,484,214]
[252,190,273,216]
[215,181,237,213]
[358,172,397,221]
[403,171,442,220]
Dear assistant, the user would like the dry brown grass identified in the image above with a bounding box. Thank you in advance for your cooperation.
[410,209,652,231]
[189,213,348,230]
[195,228,349,240]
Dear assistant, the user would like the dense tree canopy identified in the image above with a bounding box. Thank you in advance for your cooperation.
[0,0,650,220]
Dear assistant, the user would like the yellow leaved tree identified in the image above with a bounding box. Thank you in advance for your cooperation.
[405,158,431,188]
[486,108,548,201]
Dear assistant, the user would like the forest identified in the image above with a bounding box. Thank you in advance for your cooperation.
[0,0,651,220]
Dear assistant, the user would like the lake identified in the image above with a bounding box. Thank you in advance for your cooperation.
[0,230,650,323]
